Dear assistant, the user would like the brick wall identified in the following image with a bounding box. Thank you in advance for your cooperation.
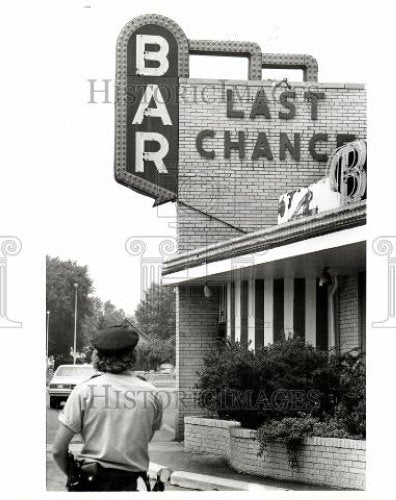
[178,79,366,253]
[176,203,242,250]
[184,417,240,457]
[230,427,365,490]
[338,273,360,353]
[175,286,221,439]
[183,417,365,490]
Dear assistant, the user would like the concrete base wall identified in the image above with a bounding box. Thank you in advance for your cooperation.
[184,417,365,490]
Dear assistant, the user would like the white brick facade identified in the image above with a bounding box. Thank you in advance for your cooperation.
[178,80,366,253]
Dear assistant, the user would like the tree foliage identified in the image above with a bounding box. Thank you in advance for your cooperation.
[134,283,176,340]
[46,256,127,363]
[46,257,176,369]
[46,255,93,359]
[134,283,176,369]
[137,335,176,370]
[81,298,126,338]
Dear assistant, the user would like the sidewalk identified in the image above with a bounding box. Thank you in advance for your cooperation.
[149,441,327,491]
[47,440,327,491]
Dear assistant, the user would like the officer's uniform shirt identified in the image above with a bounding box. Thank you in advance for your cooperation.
[59,371,163,472]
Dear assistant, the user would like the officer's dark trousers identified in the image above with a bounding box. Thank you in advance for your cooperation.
[71,467,144,491]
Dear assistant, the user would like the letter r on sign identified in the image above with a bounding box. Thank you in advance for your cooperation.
[135,132,169,173]
[136,35,169,76]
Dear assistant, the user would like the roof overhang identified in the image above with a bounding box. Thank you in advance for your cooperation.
[162,201,366,286]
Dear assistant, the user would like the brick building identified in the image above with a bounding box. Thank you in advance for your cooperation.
[162,79,366,439]
[114,14,366,440]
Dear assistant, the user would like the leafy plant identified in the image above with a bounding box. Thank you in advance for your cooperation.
[313,417,358,439]
[312,348,366,437]
[197,338,335,428]
[256,414,361,469]
[196,338,365,468]
[256,415,317,468]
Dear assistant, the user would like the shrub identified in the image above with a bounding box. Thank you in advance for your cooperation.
[198,338,337,427]
[197,339,365,469]
[196,338,365,436]
[313,417,358,439]
[312,348,366,437]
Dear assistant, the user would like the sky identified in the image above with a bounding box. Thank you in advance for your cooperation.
[40,0,371,315]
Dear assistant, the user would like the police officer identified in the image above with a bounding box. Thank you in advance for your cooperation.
[52,324,163,491]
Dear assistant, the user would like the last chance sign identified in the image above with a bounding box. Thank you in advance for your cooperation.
[114,14,364,204]
[195,87,356,163]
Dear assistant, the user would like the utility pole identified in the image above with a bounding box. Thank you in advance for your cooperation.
[46,310,50,357]
[73,283,78,364]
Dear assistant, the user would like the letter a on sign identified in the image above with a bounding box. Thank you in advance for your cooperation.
[114,15,188,205]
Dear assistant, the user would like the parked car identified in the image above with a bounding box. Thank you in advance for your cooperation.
[157,363,175,374]
[48,364,96,409]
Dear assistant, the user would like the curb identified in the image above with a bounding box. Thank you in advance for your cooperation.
[148,463,287,491]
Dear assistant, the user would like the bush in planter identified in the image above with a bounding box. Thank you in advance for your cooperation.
[256,414,359,469]
[196,339,365,435]
[256,349,365,469]
[313,416,360,439]
[197,338,333,428]
[312,348,366,437]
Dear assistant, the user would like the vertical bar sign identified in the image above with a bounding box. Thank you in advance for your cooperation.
[120,21,180,203]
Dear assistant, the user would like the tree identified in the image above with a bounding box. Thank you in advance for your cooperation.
[134,282,176,368]
[102,300,126,327]
[80,296,103,342]
[46,255,93,360]
[134,283,176,340]
[137,335,176,371]
[47,255,129,365]
[80,298,126,342]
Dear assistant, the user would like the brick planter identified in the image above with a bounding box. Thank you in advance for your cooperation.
[184,416,240,457]
[230,427,365,490]
[184,417,365,490]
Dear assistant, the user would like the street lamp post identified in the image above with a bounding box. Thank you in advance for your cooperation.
[73,283,78,365]
[46,310,50,358]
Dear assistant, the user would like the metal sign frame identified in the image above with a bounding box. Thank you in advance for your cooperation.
[114,14,318,205]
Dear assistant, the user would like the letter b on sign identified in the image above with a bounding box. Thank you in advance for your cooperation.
[136,35,170,76]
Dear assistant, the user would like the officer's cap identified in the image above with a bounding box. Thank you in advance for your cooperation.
[91,324,139,353]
